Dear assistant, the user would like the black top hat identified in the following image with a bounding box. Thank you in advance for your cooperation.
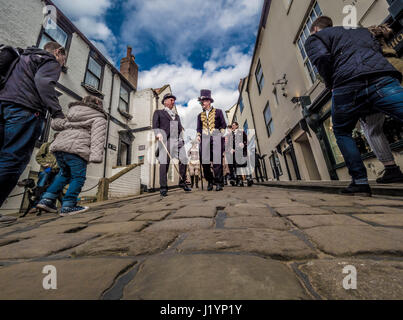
[198,89,214,103]
[161,93,176,105]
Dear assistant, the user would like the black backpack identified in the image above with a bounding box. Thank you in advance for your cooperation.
[0,44,23,90]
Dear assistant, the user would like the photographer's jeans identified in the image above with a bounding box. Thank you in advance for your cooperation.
[42,152,87,208]
[0,102,43,207]
[332,76,403,184]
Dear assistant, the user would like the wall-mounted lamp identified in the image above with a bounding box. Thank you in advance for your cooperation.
[291,95,311,107]
[272,74,288,97]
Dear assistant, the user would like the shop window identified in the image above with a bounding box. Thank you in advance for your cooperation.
[296,2,322,84]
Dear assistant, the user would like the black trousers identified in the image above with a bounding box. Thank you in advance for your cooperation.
[200,134,224,185]
[157,140,187,189]
[202,163,223,185]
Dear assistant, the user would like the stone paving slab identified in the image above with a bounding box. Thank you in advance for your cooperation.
[352,214,403,227]
[0,258,136,299]
[41,214,103,226]
[5,223,88,239]
[305,226,403,256]
[225,205,273,217]
[288,215,368,229]
[353,199,403,206]
[367,206,403,214]
[81,221,149,234]
[300,259,403,300]
[72,231,178,257]
[329,207,380,214]
[0,233,98,260]
[177,229,317,260]
[224,216,290,230]
[144,218,213,233]
[123,254,310,300]
[168,206,217,219]
[94,212,143,223]
[134,210,172,221]
[275,206,333,216]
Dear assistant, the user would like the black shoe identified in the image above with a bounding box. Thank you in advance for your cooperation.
[247,179,253,187]
[160,188,168,197]
[230,180,236,186]
[216,185,223,191]
[340,182,372,197]
[181,184,192,192]
[376,166,403,184]
[207,182,214,191]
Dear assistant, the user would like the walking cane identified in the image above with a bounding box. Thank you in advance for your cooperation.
[159,139,182,178]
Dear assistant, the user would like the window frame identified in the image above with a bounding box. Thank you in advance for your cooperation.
[263,101,274,138]
[36,17,72,65]
[296,2,322,85]
[255,59,265,94]
[119,83,131,113]
[83,52,105,91]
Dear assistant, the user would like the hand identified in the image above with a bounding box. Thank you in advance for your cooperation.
[197,136,201,143]
[156,133,163,141]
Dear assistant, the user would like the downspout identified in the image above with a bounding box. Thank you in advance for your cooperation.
[103,71,115,178]
[152,92,159,191]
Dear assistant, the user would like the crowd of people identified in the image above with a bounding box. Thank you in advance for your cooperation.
[0,14,403,221]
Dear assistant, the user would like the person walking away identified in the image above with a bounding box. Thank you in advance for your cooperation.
[37,96,107,216]
[0,41,66,223]
[305,16,403,196]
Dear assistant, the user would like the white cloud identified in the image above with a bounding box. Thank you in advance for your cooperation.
[52,0,116,60]
[139,46,251,133]
[121,0,263,62]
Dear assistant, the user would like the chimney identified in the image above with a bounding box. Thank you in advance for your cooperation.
[120,46,138,90]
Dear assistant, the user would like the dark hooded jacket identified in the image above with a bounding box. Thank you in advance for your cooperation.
[0,47,64,118]
[304,26,402,89]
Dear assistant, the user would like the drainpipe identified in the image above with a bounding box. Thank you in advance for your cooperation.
[152,91,159,191]
[103,71,115,178]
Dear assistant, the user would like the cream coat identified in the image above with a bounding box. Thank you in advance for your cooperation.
[50,101,107,163]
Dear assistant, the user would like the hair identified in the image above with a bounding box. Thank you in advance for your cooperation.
[43,41,65,55]
[82,95,103,108]
[310,16,333,33]
[232,122,239,127]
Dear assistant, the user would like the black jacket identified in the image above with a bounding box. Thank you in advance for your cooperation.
[305,26,402,89]
[0,47,64,118]
[152,109,184,142]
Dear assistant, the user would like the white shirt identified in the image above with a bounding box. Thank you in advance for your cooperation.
[164,107,176,120]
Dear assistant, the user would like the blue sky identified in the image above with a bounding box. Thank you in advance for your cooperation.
[52,0,263,130]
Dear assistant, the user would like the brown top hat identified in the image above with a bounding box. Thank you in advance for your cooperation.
[161,93,177,105]
[198,89,214,103]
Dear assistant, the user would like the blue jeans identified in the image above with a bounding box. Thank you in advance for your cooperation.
[0,102,44,207]
[332,76,403,184]
[42,152,87,208]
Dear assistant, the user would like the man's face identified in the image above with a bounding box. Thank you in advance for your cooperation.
[164,97,175,109]
[202,99,211,110]
[53,48,66,66]
[232,123,238,131]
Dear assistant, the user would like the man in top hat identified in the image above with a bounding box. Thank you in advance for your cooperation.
[196,89,227,191]
[153,93,191,197]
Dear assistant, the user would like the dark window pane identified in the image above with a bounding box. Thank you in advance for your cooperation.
[120,86,129,103]
[88,57,102,78]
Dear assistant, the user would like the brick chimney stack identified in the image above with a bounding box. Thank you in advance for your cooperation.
[120,46,138,90]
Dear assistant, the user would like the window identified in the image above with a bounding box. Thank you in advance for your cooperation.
[239,98,244,114]
[296,2,322,84]
[263,101,274,137]
[119,85,130,112]
[282,0,293,12]
[84,55,103,90]
[255,60,265,93]
[243,120,248,135]
[38,18,69,50]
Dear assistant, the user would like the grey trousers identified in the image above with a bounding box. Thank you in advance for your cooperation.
[360,113,394,163]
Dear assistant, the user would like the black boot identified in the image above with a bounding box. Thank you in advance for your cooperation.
[160,187,168,197]
[216,184,223,191]
[340,182,371,197]
[195,176,199,188]
[190,176,194,188]
[376,165,403,184]
[207,182,214,191]
[179,181,192,192]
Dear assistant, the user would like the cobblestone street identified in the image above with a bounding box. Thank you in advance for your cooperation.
[0,186,402,300]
